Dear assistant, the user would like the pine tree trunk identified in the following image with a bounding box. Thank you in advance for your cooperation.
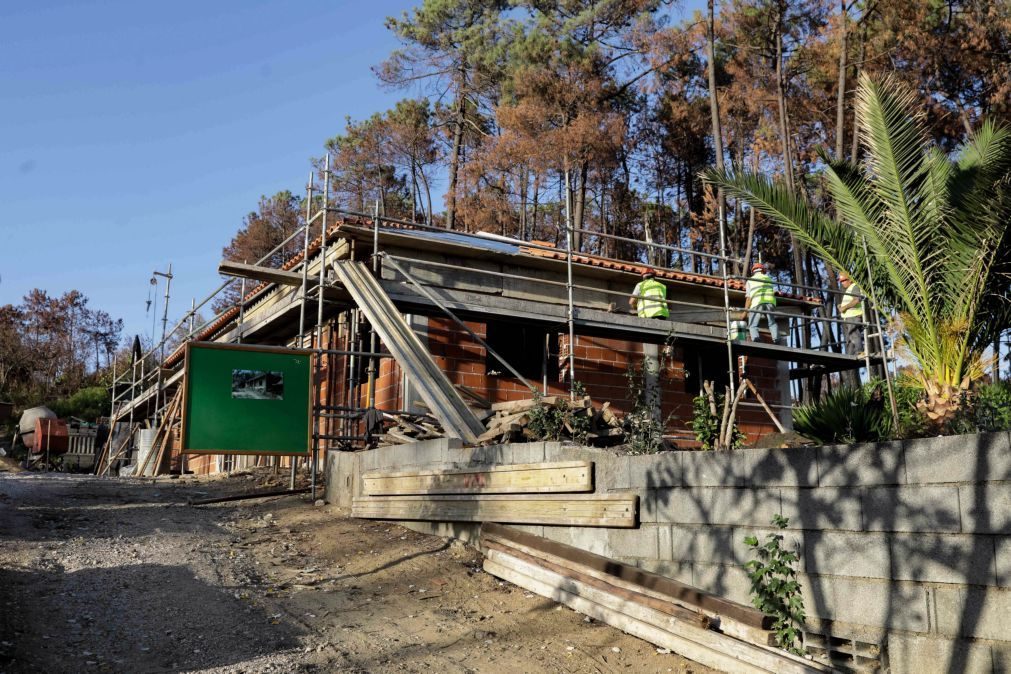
[706,0,727,271]
[835,0,848,161]
[446,83,465,230]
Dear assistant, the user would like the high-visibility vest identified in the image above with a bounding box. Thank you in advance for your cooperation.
[746,273,776,307]
[842,283,864,319]
[633,279,670,318]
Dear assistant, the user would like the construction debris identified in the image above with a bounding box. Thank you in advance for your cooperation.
[378,410,446,446]
[477,396,625,446]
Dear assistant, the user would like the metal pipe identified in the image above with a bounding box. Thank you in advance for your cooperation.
[311,154,331,502]
[861,236,899,431]
[563,168,577,399]
[237,275,246,344]
[366,200,380,409]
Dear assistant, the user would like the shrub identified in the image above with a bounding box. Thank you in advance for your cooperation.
[793,386,888,444]
[946,380,1011,435]
[624,346,674,454]
[49,386,110,422]
[744,515,806,655]
[690,388,745,450]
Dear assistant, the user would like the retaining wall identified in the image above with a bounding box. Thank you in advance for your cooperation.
[325,433,1011,673]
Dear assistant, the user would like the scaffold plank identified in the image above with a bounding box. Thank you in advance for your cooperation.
[362,461,593,495]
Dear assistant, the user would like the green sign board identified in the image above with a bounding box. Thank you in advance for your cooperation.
[182,342,312,455]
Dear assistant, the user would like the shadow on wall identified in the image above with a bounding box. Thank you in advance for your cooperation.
[641,432,1011,673]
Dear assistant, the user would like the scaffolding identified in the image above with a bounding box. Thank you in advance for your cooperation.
[104,154,895,496]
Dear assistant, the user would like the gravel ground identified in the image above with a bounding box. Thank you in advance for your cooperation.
[0,469,714,674]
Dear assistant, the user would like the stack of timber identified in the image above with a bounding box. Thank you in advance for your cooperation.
[477,396,624,446]
[481,523,835,674]
[353,460,638,528]
[378,410,446,446]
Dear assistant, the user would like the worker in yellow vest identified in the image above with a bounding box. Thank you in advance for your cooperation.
[745,262,780,343]
[629,270,670,319]
[838,271,865,355]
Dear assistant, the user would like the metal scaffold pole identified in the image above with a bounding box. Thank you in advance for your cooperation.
[861,236,899,431]
[294,169,314,491]
[311,153,330,502]
[152,264,172,427]
[367,200,380,409]
[563,168,577,400]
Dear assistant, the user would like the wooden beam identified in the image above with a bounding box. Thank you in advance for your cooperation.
[483,551,828,674]
[483,549,829,670]
[217,260,314,287]
[363,461,593,495]
[351,493,637,528]
[481,522,771,629]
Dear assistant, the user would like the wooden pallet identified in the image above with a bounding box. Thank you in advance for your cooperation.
[352,492,637,528]
[362,461,593,495]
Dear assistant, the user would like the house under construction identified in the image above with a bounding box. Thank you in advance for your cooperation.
[105,170,877,480]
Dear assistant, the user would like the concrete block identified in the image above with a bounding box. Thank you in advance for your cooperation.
[817,440,905,487]
[887,634,994,674]
[991,641,1011,672]
[407,438,453,466]
[681,450,749,487]
[592,452,630,491]
[508,442,546,464]
[668,524,738,567]
[994,537,1011,587]
[541,441,564,459]
[862,485,962,533]
[804,531,995,585]
[635,451,681,489]
[470,443,510,464]
[691,562,753,606]
[933,585,1011,640]
[800,574,929,632]
[903,432,1011,485]
[745,446,819,487]
[649,487,781,527]
[657,525,673,561]
[960,483,1011,534]
[780,486,863,531]
[560,524,659,560]
[636,559,695,586]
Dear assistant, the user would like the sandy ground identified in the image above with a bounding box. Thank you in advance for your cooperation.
[0,468,714,674]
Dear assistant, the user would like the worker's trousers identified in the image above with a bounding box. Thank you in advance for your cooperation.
[844,318,864,355]
[748,304,779,343]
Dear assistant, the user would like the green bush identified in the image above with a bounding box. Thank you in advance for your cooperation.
[690,390,745,450]
[946,381,1011,435]
[744,515,806,655]
[50,386,110,422]
[793,386,888,445]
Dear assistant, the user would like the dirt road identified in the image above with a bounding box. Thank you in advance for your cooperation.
[0,470,713,674]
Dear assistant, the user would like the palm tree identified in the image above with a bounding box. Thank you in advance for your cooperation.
[703,74,1011,427]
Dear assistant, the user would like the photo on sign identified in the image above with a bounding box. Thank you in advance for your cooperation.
[231,369,284,400]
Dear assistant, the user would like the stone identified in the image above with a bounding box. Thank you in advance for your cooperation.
[817,440,905,487]
[744,446,819,487]
[959,483,1011,534]
[861,485,962,533]
[886,634,993,674]
[903,432,1011,485]
[933,585,1011,640]
[681,450,749,487]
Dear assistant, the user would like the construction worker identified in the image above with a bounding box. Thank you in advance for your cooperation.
[629,270,670,319]
[838,271,865,356]
[745,262,779,343]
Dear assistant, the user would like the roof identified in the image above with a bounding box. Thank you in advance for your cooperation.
[164,216,819,369]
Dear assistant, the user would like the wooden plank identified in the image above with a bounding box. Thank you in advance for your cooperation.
[484,532,774,648]
[363,461,593,495]
[481,522,772,629]
[352,493,637,528]
[483,552,828,674]
[483,541,709,627]
[483,558,770,674]
[217,260,311,287]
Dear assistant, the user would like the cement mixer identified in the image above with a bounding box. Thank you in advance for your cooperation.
[18,406,57,451]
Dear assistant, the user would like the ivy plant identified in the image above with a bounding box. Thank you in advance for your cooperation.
[744,514,807,655]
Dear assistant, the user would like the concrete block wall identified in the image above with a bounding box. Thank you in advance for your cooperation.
[325,432,1011,673]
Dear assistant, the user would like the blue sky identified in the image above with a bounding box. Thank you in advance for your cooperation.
[1,0,704,345]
